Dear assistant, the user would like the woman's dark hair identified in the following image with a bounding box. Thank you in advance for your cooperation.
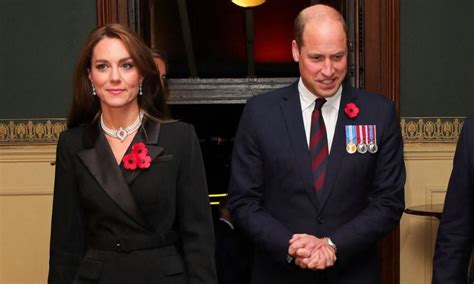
[149,48,169,75]
[67,23,169,128]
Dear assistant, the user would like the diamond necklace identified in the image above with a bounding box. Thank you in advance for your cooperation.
[100,111,144,142]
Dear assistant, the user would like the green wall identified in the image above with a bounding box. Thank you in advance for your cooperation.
[0,0,95,119]
[400,0,474,117]
[2,1,473,119]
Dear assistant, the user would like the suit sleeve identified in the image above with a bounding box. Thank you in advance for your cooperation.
[329,102,406,263]
[176,125,217,284]
[432,117,474,284]
[228,100,294,265]
[48,132,86,283]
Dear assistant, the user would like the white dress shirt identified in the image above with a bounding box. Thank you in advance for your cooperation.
[298,78,342,153]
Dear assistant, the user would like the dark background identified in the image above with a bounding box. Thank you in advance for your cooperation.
[1,0,473,118]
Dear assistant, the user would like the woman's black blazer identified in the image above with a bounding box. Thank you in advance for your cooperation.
[48,119,216,283]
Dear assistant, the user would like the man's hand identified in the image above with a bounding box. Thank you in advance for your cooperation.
[288,234,336,270]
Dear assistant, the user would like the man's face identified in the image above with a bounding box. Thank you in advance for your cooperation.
[153,57,167,87]
[291,19,347,98]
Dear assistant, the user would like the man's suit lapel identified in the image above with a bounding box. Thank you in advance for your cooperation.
[318,85,358,210]
[121,119,164,184]
[77,122,148,229]
[280,82,320,210]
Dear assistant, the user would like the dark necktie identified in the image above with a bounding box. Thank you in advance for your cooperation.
[310,98,328,192]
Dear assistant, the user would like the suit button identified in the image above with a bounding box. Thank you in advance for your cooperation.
[317,217,324,224]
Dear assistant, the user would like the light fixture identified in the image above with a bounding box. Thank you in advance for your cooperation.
[232,0,266,8]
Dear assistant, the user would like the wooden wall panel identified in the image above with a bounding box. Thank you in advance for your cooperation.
[365,0,400,114]
[96,0,129,26]
[364,1,401,283]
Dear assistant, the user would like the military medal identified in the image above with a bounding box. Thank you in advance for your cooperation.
[368,125,378,154]
[347,143,357,154]
[368,143,378,154]
[357,143,367,154]
[345,125,357,154]
[357,125,368,154]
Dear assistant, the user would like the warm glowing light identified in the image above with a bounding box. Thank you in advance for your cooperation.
[232,0,266,8]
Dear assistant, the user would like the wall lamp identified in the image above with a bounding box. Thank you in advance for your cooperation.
[232,0,266,8]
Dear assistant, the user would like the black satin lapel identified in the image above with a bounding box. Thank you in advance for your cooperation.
[124,120,163,184]
[77,133,148,228]
[280,89,320,210]
[318,86,357,211]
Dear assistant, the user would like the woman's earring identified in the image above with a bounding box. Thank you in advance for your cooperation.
[139,82,143,96]
[92,84,96,96]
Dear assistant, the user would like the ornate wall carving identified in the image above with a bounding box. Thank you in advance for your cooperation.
[0,119,66,145]
[0,117,463,145]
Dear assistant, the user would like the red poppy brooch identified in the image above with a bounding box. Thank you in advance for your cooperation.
[122,142,151,170]
[344,103,359,119]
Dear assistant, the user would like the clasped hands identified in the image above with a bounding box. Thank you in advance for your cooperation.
[288,234,336,270]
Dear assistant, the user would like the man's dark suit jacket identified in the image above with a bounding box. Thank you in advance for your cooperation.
[433,115,474,284]
[228,82,405,283]
[48,119,217,283]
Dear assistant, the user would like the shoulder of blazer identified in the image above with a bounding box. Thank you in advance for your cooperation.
[57,125,87,151]
[347,85,394,108]
[157,120,198,149]
[247,80,299,106]
[59,125,84,140]
[464,115,474,130]
[159,120,195,137]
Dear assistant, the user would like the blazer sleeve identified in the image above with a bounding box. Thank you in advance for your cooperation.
[175,124,217,284]
[48,132,85,283]
[329,102,406,263]
[432,117,474,284]
[228,100,294,265]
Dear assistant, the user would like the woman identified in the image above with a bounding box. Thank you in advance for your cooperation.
[48,23,216,283]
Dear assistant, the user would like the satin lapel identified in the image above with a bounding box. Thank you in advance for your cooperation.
[123,119,164,184]
[318,86,357,211]
[77,124,148,228]
[280,83,320,210]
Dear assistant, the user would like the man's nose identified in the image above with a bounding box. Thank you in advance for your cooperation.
[321,59,334,77]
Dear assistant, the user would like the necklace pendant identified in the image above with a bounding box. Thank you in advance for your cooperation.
[117,127,127,142]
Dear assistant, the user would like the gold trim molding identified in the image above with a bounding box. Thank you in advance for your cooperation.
[0,117,465,145]
[0,119,66,145]
[401,117,464,143]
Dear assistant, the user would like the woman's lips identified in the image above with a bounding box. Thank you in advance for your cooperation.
[107,88,125,95]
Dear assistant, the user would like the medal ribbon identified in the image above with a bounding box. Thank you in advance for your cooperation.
[345,125,352,146]
[357,125,363,144]
[369,125,374,145]
[373,125,377,144]
[364,125,369,144]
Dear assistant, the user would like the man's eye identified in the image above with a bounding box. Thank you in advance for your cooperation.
[332,54,345,61]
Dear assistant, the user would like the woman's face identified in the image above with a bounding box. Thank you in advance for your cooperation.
[88,37,142,113]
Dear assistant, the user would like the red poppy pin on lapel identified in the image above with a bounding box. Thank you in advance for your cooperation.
[344,103,359,119]
[123,142,151,170]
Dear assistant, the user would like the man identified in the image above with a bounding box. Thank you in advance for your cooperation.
[150,48,169,97]
[228,4,405,283]
[433,116,474,284]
